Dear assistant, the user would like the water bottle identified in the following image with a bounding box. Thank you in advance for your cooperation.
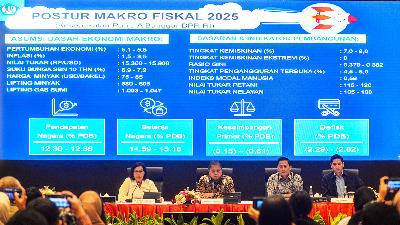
[344,186,348,198]
[309,186,313,197]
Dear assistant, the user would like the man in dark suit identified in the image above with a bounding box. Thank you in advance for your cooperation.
[321,154,364,197]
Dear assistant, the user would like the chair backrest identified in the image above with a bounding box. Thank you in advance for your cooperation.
[127,167,164,194]
[322,168,359,177]
[196,168,233,181]
[264,167,302,194]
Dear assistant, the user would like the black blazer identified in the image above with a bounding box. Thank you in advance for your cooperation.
[321,170,364,197]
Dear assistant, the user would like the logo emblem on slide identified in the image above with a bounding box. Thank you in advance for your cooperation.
[318,99,340,117]
[51,98,78,117]
[230,99,255,117]
[140,98,167,116]
[300,3,357,34]
[1,3,17,15]
[259,3,357,34]
[0,0,24,22]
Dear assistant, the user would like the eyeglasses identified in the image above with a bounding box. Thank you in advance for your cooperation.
[134,170,144,173]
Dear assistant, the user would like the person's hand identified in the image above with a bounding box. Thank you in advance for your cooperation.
[200,193,214,198]
[393,191,400,214]
[378,176,389,202]
[14,186,27,210]
[282,193,292,199]
[60,190,86,218]
[248,206,260,222]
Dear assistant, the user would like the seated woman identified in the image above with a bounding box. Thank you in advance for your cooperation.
[118,162,158,202]
[196,161,235,198]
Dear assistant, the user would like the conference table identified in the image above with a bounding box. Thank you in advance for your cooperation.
[104,201,354,225]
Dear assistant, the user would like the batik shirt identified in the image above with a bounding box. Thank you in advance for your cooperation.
[266,172,303,196]
[196,175,235,198]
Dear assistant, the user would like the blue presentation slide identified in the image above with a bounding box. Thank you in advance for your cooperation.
[0,0,399,160]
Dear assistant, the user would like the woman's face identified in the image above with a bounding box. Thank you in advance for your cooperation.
[133,166,145,182]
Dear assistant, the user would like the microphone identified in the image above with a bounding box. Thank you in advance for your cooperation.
[126,182,138,202]
[131,184,138,199]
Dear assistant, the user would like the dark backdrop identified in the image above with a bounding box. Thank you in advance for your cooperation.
[0,161,399,200]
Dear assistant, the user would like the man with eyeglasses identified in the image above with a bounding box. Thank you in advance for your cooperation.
[196,161,235,198]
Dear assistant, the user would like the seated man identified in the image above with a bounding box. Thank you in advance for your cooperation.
[196,161,235,198]
[321,154,364,197]
[266,157,303,198]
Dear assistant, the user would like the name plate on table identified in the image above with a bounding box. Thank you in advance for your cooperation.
[330,198,353,203]
[311,197,328,203]
[201,198,224,204]
[131,199,156,204]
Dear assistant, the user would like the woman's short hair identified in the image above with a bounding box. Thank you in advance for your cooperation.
[130,162,147,180]
[289,191,313,218]
[259,195,294,225]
